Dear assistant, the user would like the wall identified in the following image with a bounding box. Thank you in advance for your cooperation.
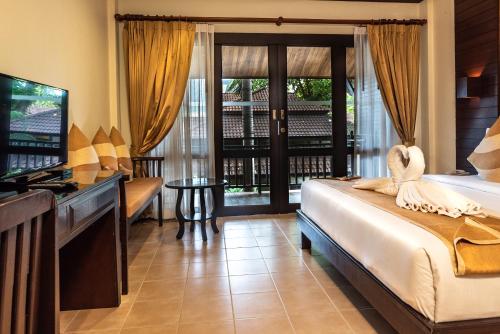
[115,0,461,174]
[455,0,499,172]
[0,0,115,138]
[116,0,424,145]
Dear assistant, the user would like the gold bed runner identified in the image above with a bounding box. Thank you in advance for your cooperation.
[317,179,500,276]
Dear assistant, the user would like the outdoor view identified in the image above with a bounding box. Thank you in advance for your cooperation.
[221,45,355,207]
[0,77,65,177]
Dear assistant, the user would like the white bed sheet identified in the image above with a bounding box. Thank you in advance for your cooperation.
[301,175,500,323]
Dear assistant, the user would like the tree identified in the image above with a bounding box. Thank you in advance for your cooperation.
[226,79,268,94]
[287,78,331,101]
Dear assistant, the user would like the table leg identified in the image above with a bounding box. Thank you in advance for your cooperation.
[200,188,207,241]
[210,187,219,234]
[190,188,196,232]
[175,189,185,239]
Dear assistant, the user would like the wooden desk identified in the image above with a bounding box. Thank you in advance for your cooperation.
[56,170,122,311]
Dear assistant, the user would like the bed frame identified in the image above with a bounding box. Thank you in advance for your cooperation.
[297,209,500,334]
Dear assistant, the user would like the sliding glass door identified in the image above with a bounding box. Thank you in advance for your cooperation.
[215,34,354,215]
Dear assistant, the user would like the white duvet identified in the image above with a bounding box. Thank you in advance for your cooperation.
[301,175,500,323]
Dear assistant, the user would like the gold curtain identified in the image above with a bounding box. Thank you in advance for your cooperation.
[367,24,421,147]
[123,21,195,155]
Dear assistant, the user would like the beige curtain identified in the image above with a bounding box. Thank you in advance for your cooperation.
[123,21,195,156]
[367,24,421,147]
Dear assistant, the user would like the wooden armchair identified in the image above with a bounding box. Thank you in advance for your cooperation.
[0,190,57,333]
[119,156,164,294]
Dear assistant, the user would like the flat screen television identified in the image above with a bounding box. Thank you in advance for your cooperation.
[0,73,68,180]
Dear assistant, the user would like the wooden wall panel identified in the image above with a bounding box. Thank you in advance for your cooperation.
[455,0,500,172]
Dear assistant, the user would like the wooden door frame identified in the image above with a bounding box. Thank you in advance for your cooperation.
[214,33,354,216]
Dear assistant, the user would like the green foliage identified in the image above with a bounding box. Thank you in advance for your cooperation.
[347,93,354,114]
[288,79,331,101]
[226,79,269,94]
[11,79,60,114]
[10,110,24,121]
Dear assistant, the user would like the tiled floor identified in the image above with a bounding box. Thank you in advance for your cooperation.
[60,214,396,334]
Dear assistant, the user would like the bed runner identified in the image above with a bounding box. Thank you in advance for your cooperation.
[317,179,500,276]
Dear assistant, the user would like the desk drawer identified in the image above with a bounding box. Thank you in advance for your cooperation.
[58,184,117,244]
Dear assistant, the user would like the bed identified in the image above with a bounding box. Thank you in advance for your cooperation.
[298,175,500,334]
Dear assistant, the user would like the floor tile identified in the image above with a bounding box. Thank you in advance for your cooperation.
[290,311,353,334]
[226,247,263,261]
[227,259,269,276]
[189,248,227,263]
[230,273,276,294]
[255,235,290,246]
[232,292,286,318]
[61,216,392,334]
[184,276,231,297]
[313,266,351,289]
[152,249,191,265]
[222,221,251,230]
[121,280,143,304]
[60,310,78,332]
[272,271,322,292]
[341,309,396,334]
[136,279,186,301]
[128,265,149,282]
[264,257,309,273]
[280,288,337,316]
[180,294,234,323]
[187,261,228,278]
[145,263,189,281]
[235,317,294,334]
[224,229,255,238]
[65,304,132,331]
[123,299,182,328]
[325,285,373,311]
[120,325,178,334]
[178,320,235,334]
[259,245,299,259]
[225,237,259,249]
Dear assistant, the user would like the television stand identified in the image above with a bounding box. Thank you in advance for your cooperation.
[28,180,79,192]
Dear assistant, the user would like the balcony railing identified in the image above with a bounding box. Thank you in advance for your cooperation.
[222,136,354,194]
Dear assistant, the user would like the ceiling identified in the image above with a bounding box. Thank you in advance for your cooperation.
[222,46,355,79]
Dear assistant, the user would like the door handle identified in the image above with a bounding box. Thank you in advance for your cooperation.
[280,109,285,120]
[272,109,277,120]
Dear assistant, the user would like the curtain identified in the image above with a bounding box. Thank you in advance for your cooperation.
[150,24,215,219]
[367,24,421,147]
[123,21,195,156]
[354,27,398,178]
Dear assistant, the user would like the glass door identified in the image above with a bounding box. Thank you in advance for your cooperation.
[215,35,353,215]
[285,46,333,205]
[217,45,276,214]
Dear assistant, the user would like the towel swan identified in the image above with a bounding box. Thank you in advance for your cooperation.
[353,145,484,218]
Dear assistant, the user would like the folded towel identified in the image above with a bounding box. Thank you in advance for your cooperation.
[353,145,484,218]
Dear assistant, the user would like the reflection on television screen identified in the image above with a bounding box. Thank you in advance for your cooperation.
[0,74,68,179]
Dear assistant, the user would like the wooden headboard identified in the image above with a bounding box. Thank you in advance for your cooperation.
[455,0,500,173]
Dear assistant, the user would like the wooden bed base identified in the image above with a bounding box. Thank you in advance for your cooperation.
[297,209,500,334]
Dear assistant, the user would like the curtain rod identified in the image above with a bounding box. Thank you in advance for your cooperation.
[114,14,427,26]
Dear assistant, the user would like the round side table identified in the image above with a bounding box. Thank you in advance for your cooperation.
[165,178,227,241]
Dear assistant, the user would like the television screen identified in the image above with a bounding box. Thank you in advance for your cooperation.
[0,73,68,179]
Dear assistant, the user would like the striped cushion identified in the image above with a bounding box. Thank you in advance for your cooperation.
[109,126,133,174]
[92,127,118,170]
[468,117,500,182]
[67,124,101,171]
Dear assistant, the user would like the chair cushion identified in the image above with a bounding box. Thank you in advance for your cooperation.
[67,124,101,171]
[125,177,163,218]
[468,117,500,182]
[92,127,118,170]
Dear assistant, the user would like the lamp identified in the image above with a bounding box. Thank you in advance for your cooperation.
[457,76,482,98]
